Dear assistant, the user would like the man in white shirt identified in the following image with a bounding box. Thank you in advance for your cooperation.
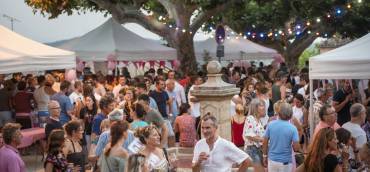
[167,70,186,105]
[69,81,84,105]
[112,76,127,98]
[192,113,255,172]
[188,76,203,137]
[342,103,367,158]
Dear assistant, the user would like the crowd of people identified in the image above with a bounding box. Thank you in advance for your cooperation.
[0,61,368,172]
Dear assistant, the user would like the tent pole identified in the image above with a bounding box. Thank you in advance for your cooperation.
[309,79,314,143]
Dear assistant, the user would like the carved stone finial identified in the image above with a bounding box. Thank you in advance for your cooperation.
[207,60,222,74]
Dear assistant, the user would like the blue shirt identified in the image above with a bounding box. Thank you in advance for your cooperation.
[166,90,179,116]
[264,119,299,163]
[149,90,169,118]
[95,130,135,156]
[92,113,106,135]
[51,92,73,125]
[130,120,149,130]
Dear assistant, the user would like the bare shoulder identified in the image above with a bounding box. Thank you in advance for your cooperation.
[111,146,129,159]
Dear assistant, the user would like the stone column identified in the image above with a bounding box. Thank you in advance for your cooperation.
[190,61,239,140]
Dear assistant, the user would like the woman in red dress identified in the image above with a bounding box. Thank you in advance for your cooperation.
[231,103,246,148]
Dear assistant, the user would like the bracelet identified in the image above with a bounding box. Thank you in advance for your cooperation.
[353,149,359,153]
[263,154,267,158]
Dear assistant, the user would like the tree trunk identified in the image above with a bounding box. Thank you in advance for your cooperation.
[283,52,300,69]
[174,34,198,75]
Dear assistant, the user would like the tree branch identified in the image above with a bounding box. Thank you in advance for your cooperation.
[190,0,237,33]
[286,32,317,58]
[90,0,169,38]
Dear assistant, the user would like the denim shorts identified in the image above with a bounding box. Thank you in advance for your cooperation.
[245,145,263,164]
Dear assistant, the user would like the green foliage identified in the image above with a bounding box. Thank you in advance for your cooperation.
[298,44,319,69]
[220,0,369,40]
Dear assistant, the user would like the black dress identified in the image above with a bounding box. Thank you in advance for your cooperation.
[323,154,339,172]
[66,139,86,172]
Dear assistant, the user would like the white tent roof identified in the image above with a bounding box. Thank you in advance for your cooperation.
[58,18,177,62]
[0,25,76,74]
[309,33,370,79]
[194,29,278,61]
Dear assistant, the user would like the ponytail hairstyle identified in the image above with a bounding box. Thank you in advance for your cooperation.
[104,121,129,156]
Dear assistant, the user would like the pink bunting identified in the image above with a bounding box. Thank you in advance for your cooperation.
[159,61,165,67]
[171,60,180,70]
[122,61,129,67]
[107,54,117,70]
[140,61,146,69]
[149,60,156,68]
[132,61,139,69]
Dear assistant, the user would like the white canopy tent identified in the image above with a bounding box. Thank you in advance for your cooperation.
[308,33,370,139]
[58,18,177,62]
[0,25,76,74]
[194,28,279,63]
[310,33,370,80]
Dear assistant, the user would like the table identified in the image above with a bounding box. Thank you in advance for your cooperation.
[18,127,45,149]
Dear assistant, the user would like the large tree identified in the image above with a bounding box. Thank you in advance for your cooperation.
[26,0,369,72]
[216,0,370,68]
[26,0,244,74]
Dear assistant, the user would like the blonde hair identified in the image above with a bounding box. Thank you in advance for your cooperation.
[100,119,110,133]
[273,100,285,115]
[235,104,244,115]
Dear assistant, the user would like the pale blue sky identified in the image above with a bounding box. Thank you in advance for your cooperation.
[0,0,208,43]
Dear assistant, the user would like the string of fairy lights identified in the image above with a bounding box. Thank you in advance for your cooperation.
[147,0,363,40]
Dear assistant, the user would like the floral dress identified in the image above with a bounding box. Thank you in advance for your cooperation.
[44,152,68,172]
[243,115,265,147]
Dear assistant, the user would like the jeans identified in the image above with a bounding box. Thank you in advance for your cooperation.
[268,159,293,172]
[244,145,262,164]
[38,111,50,127]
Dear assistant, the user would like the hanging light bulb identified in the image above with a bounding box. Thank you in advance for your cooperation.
[182,29,186,33]
[347,4,352,8]
[307,30,312,34]
[169,24,173,28]
[243,35,247,39]
[336,9,342,14]
[316,18,321,23]
[306,21,311,26]
[175,27,179,31]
